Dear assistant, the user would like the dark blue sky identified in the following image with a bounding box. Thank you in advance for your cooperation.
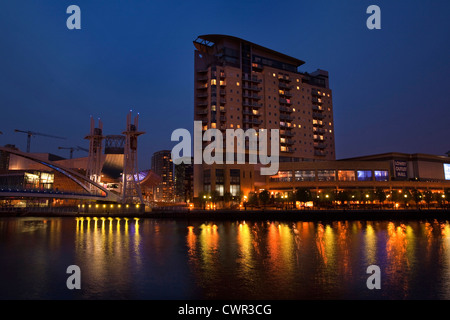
[1,0,449,169]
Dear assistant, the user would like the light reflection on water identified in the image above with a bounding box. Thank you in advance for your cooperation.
[1,217,450,299]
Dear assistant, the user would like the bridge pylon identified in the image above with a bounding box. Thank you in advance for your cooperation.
[122,111,145,204]
[85,117,104,193]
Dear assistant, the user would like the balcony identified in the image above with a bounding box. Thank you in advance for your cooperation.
[197,75,208,81]
[314,142,326,149]
[220,98,227,104]
[279,98,292,105]
[311,89,321,97]
[280,114,293,121]
[312,112,324,120]
[197,83,208,90]
[279,122,292,129]
[278,75,291,82]
[243,93,262,100]
[197,93,208,98]
[219,72,226,79]
[243,118,263,125]
[243,101,262,108]
[196,109,208,115]
[280,139,294,145]
[281,147,294,153]
[220,116,227,122]
[242,85,261,92]
[312,105,324,112]
[313,127,326,134]
[243,109,261,117]
[197,101,208,107]
[314,150,326,156]
[243,75,262,83]
[312,97,323,104]
[280,130,294,137]
[278,82,292,90]
[279,91,292,98]
[313,135,324,142]
[219,106,226,113]
[252,63,263,71]
[279,106,292,113]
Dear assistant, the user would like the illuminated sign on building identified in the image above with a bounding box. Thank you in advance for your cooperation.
[444,164,450,180]
[394,160,408,179]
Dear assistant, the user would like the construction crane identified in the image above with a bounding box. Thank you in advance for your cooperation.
[14,129,66,153]
[58,146,89,159]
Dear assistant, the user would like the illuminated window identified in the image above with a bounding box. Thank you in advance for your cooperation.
[357,170,373,182]
[273,73,276,77]
[295,170,315,182]
[338,170,356,181]
[445,164,450,180]
[317,170,335,182]
[375,170,389,182]
[296,79,300,82]
[270,171,292,182]
[230,124,234,128]
[230,185,240,196]
[297,86,300,90]
[236,82,240,86]
[211,79,216,85]
[211,122,216,129]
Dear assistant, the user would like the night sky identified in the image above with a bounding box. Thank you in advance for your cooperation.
[0,0,449,170]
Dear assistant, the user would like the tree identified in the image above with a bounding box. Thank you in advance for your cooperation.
[198,191,209,210]
[402,189,412,207]
[423,190,433,208]
[435,192,445,208]
[210,190,220,209]
[336,190,351,206]
[259,190,270,208]
[375,188,387,207]
[411,189,423,208]
[286,191,295,209]
[295,188,312,206]
[223,192,232,208]
[247,192,259,207]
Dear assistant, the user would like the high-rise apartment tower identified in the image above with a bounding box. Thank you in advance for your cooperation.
[193,35,335,198]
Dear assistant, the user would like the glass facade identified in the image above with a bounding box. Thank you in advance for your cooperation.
[295,170,315,182]
[338,170,356,181]
[230,169,240,196]
[270,171,292,182]
[317,170,335,182]
[357,170,373,182]
[374,170,389,182]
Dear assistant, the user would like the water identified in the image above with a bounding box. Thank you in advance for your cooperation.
[1,217,450,300]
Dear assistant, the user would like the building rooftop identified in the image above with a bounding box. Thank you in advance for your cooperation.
[194,34,305,67]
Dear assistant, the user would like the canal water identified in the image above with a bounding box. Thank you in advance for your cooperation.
[0,217,450,300]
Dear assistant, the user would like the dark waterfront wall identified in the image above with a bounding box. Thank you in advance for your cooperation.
[2,207,450,222]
